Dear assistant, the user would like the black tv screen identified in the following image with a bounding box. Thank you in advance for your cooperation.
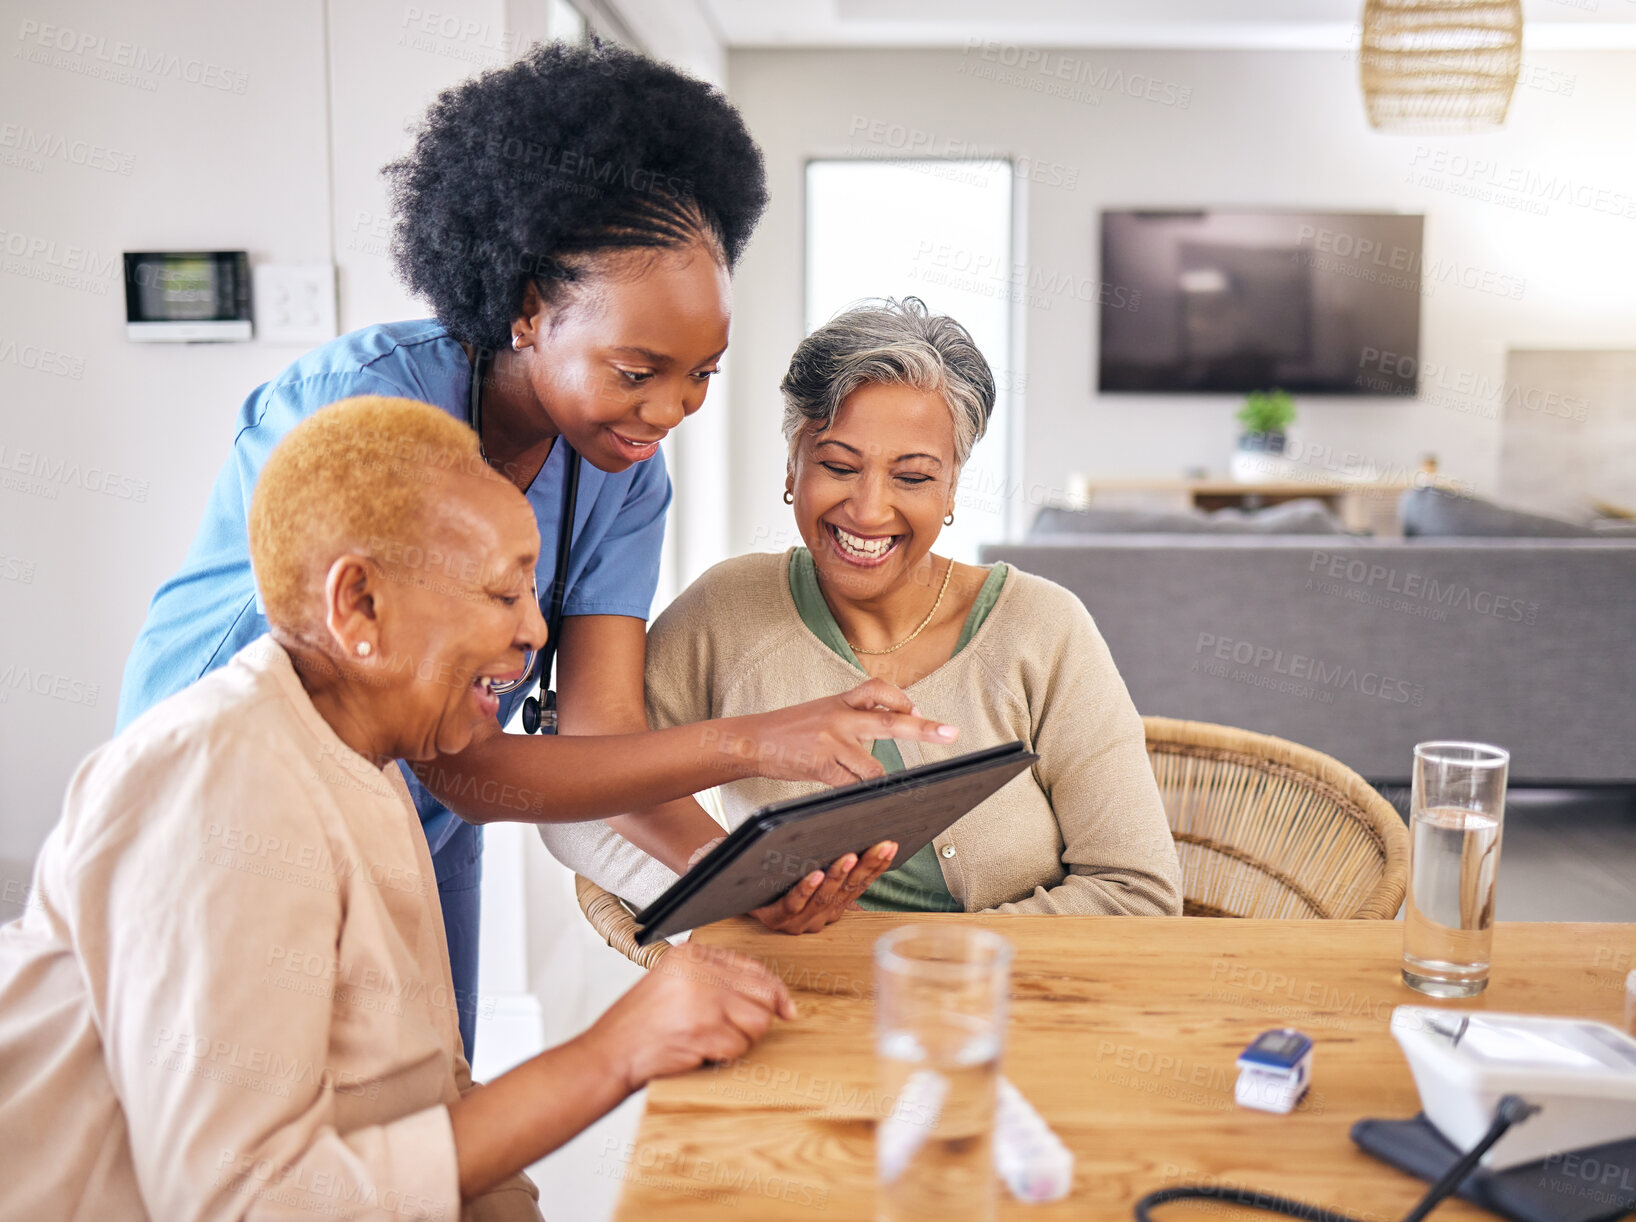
[1098,210,1423,395]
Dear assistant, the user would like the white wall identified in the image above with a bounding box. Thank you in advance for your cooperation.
[2,0,323,872]
[0,0,537,868]
[721,46,1636,554]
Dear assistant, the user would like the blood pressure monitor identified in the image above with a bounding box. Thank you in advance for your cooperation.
[1391,1007,1636,1170]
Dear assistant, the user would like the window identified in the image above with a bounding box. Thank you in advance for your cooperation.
[805,159,1018,560]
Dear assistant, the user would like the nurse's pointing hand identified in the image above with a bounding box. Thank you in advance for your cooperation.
[719,678,958,789]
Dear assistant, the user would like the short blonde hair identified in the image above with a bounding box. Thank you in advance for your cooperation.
[248,396,483,633]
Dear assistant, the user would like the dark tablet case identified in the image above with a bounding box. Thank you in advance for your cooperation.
[1351,1114,1636,1222]
[632,741,1038,944]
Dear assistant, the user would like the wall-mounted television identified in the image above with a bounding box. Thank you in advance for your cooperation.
[1098,210,1423,395]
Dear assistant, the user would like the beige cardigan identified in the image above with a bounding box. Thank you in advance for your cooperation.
[0,637,539,1222]
[540,551,1181,917]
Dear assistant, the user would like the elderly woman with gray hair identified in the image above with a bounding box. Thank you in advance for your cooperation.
[544,298,1182,921]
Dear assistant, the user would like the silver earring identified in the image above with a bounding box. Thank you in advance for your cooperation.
[783,489,794,504]
[355,641,372,657]
[511,332,525,352]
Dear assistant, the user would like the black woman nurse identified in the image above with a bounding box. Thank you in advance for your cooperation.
[115,42,956,1059]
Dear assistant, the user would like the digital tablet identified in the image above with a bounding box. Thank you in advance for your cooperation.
[633,740,1038,944]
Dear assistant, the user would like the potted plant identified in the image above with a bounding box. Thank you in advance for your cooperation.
[1231,389,1296,483]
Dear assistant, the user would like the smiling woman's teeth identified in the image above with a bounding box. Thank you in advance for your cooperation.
[832,524,895,559]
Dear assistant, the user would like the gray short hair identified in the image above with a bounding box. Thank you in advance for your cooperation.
[779,297,995,468]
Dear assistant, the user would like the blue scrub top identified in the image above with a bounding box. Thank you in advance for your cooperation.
[117,319,673,885]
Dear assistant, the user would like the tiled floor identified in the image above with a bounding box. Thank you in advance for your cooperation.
[1494,789,1636,922]
[1382,786,1636,923]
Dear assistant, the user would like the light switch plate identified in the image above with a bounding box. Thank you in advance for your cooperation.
[253,263,338,346]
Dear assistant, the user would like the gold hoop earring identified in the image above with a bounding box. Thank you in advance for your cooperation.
[783,490,794,504]
[944,512,955,526]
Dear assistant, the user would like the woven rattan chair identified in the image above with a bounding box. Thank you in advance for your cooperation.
[1142,716,1407,920]
[573,717,1408,966]
[574,873,673,969]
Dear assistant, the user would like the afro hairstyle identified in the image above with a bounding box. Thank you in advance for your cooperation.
[384,40,768,348]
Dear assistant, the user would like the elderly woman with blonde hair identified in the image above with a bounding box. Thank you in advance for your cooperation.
[0,397,799,1221]
[545,299,1183,921]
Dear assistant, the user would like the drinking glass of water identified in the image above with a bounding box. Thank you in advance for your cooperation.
[874,925,1013,1222]
[1402,741,1509,997]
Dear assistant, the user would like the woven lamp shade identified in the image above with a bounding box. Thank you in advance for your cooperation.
[1360,0,1523,131]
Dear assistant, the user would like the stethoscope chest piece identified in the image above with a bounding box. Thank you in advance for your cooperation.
[521,691,557,736]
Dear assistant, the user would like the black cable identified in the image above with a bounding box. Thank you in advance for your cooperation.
[1400,1095,1540,1222]
[1135,1184,1362,1222]
[1134,1094,1537,1222]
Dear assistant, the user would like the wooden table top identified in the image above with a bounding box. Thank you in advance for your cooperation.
[611,915,1635,1221]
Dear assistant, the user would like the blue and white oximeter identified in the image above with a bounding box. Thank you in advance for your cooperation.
[1235,1027,1314,1114]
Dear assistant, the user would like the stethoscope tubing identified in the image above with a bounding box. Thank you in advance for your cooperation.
[468,347,580,728]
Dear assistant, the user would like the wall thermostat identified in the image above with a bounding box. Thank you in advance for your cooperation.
[124,251,251,342]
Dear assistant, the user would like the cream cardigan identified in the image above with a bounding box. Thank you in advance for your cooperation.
[0,637,540,1222]
[540,551,1182,917]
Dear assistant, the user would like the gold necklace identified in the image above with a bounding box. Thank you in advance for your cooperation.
[847,557,954,655]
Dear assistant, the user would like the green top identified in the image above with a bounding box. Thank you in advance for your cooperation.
[787,547,1009,912]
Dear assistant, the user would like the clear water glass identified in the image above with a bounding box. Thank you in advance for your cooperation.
[874,925,1013,1222]
[1402,741,1509,997]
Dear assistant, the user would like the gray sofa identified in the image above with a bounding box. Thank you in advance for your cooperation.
[980,534,1636,786]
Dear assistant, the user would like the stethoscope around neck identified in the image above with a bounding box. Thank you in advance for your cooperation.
[469,347,581,735]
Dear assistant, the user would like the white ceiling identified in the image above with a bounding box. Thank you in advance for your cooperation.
[697,0,1636,50]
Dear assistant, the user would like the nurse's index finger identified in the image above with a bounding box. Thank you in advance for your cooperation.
[839,678,913,713]
[874,711,959,745]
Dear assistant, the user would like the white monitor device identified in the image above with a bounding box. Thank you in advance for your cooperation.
[1391,1007,1636,1170]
